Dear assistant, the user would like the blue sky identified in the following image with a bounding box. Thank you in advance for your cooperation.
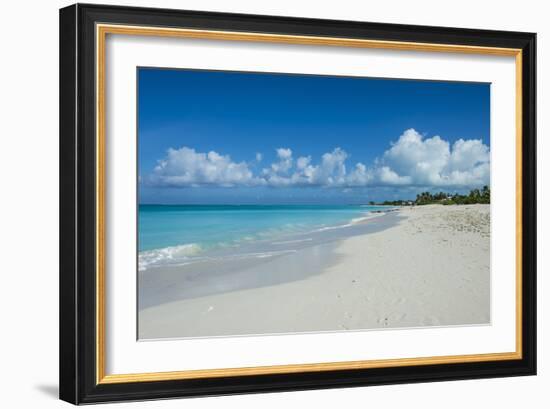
[138,68,490,204]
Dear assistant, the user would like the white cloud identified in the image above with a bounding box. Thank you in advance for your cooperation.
[379,128,489,187]
[296,156,311,170]
[145,129,490,189]
[276,148,292,160]
[346,162,372,186]
[377,166,412,185]
[261,147,351,187]
[316,148,348,185]
[147,147,260,187]
[268,148,293,174]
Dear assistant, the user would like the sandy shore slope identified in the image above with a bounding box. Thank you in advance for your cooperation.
[139,205,490,339]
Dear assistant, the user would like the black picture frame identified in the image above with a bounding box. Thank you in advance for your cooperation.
[60,3,536,405]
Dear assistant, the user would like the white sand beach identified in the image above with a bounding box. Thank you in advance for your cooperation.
[139,204,490,339]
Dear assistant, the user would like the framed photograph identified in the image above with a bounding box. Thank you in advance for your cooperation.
[59,3,536,404]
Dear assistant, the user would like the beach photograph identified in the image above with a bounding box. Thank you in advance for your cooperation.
[137,68,491,340]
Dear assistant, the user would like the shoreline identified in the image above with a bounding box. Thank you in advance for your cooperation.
[138,204,392,272]
[138,209,402,310]
[138,204,490,340]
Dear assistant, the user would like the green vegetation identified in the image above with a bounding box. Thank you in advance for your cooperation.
[377,186,490,206]
[379,199,415,206]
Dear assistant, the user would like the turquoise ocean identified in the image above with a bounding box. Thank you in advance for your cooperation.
[138,204,389,271]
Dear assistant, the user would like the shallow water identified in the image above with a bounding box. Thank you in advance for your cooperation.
[138,210,402,309]
[138,204,392,271]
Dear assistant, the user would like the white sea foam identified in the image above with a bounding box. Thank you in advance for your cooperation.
[313,223,353,233]
[311,211,386,233]
[139,243,203,271]
[351,212,385,224]
[271,238,313,245]
[138,210,388,271]
[138,245,299,271]
[215,250,298,260]
[248,250,297,258]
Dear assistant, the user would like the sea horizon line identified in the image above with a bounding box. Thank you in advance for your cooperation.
[138,203,399,207]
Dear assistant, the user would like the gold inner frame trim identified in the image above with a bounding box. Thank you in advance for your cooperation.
[95,23,523,385]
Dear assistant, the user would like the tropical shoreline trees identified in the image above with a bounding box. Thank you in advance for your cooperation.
[377,186,490,206]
